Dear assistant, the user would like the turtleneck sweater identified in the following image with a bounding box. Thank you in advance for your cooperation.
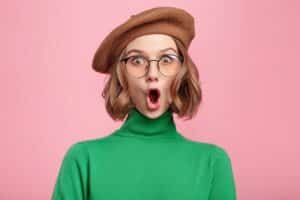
[51,108,236,200]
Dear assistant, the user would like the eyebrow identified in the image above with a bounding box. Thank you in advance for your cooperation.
[124,47,178,57]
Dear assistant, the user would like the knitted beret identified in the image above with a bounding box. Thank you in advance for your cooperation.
[91,6,195,74]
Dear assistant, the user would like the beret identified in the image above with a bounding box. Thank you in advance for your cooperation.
[92,6,195,74]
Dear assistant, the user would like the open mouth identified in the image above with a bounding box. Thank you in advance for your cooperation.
[148,88,160,103]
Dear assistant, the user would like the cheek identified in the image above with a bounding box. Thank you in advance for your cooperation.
[161,80,174,103]
[126,79,144,101]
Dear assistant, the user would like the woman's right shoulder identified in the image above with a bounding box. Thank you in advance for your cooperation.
[63,134,115,160]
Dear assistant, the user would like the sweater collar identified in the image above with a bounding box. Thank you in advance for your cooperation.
[116,107,182,138]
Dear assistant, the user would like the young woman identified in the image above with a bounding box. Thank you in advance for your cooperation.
[51,6,236,200]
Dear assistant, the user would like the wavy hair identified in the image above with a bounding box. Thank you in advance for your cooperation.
[101,36,202,121]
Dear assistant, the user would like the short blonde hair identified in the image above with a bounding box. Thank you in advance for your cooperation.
[101,36,202,121]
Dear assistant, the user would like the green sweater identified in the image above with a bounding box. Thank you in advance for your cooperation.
[51,108,236,200]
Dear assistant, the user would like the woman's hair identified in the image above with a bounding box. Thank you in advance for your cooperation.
[101,36,202,121]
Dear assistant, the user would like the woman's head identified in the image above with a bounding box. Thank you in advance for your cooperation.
[102,33,202,121]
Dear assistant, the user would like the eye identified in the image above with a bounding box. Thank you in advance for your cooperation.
[160,54,176,64]
[128,56,146,66]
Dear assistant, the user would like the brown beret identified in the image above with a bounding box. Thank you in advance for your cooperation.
[92,6,195,74]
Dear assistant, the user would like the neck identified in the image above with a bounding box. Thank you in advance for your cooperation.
[115,107,182,139]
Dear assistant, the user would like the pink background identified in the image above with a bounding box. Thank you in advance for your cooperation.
[1,0,299,199]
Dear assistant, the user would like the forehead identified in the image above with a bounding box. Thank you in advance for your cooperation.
[124,34,178,55]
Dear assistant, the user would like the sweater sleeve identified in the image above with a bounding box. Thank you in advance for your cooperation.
[208,145,237,200]
[51,143,89,200]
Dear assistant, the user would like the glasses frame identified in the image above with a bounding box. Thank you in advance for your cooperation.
[119,53,184,78]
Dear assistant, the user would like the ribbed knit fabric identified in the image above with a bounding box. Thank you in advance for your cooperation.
[51,107,236,200]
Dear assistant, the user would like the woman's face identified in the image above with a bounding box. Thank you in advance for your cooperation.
[121,34,179,119]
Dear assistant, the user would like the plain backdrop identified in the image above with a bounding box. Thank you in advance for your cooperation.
[1,0,299,199]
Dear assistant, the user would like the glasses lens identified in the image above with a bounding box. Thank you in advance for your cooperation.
[125,56,148,78]
[159,54,182,76]
[124,54,183,78]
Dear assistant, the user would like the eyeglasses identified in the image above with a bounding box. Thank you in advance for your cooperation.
[119,54,184,78]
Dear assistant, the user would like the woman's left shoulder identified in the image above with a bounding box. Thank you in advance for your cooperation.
[181,138,232,160]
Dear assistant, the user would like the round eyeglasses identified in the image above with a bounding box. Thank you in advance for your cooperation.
[119,54,184,78]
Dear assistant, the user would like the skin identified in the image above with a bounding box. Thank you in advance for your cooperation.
[122,34,179,119]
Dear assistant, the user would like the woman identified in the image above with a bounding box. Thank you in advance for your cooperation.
[51,6,237,200]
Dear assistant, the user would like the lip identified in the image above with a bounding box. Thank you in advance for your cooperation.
[146,87,161,97]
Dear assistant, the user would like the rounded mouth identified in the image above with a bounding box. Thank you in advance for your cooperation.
[147,88,160,103]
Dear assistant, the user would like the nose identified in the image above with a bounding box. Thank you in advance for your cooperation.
[145,60,159,82]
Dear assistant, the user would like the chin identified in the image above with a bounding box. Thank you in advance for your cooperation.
[144,106,169,119]
[144,110,162,119]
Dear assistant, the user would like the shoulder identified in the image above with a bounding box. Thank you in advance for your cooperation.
[182,139,234,176]
[62,141,87,162]
[206,143,233,171]
[209,143,232,161]
[181,137,232,161]
[181,137,226,152]
[63,135,113,160]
